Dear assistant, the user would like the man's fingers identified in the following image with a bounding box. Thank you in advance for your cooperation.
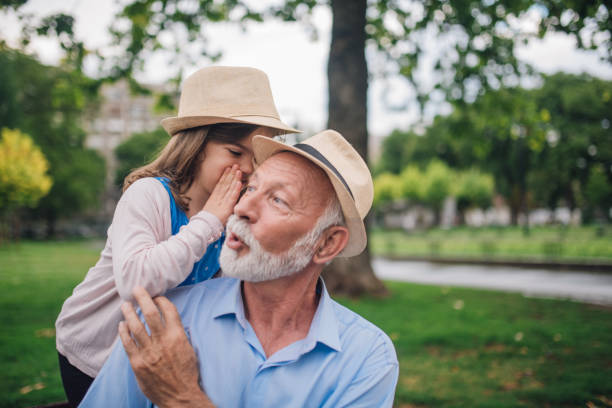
[153,296,183,330]
[132,286,164,336]
[118,321,138,357]
[121,301,151,348]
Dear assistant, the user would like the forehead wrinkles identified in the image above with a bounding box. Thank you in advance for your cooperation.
[261,152,335,210]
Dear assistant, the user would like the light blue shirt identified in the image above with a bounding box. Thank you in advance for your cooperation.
[80,277,399,407]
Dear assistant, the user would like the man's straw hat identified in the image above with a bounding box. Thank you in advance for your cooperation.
[252,129,373,257]
[161,66,300,135]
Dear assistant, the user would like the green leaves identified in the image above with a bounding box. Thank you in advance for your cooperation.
[114,128,169,186]
[0,47,106,229]
[0,128,52,213]
[370,0,609,110]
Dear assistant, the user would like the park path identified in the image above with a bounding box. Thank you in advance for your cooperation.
[373,258,612,305]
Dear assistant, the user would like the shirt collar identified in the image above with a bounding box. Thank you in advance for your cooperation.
[210,277,342,352]
[211,278,248,328]
[304,278,342,352]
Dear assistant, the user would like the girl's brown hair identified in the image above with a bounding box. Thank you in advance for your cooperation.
[123,123,258,212]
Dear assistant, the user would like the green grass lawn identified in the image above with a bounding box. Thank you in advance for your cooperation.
[1,240,611,407]
[371,225,612,262]
[0,240,101,407]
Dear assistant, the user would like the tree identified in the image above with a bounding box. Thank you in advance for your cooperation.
[0,128,52,240]
[399,165,423,204]
[421,160,453,224]
[531,73,612,218]
[584,164,612,221]
[0,46,106,236]
[454,169,494,224]
[373,172,401,210]
[114,128,169,187]
[5,0,610,294]
[374,130,448,175]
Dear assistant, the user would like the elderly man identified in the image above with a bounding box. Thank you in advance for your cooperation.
[80,130,399,407]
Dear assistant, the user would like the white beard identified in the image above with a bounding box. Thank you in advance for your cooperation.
[219,215,319,282]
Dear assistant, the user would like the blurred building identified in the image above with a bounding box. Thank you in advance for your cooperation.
[84,80,169,219]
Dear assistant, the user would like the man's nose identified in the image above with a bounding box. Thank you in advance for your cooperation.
[234,188,258,222]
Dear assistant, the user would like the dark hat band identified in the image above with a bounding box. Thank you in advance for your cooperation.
[294,143,354,200]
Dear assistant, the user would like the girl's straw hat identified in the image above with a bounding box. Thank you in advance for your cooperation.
[161,66,300,135]
[252,130,373,257]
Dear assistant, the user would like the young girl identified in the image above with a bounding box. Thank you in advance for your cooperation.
[55,66,298,407]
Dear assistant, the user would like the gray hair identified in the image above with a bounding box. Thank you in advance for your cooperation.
[300,194,346,251]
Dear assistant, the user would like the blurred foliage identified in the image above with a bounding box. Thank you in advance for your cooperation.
[453,168,495,220]
[0,47,106,236]
[0,128,52,213]
[531,73,612,221]
[421,160,454,218]
[374,130,439,175]
[399,165,423,202]
[114,128,170,187]
[374,161,494,224]
[375,73,612,224]
[2,0,610,293]
[373,172,401,208]
[585,164,612,220]
[371,225,612,261]
[2,0,609,110]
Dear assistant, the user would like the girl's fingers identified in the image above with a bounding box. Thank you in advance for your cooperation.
[228,171,242,201]
[214,165,238,195]
[203,165,242,222]
[217,167,233,191]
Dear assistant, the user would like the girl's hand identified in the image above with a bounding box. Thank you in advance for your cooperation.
[202,165,242,225]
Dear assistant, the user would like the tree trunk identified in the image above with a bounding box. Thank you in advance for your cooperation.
[45,212,57,238]
[520,187,530,235]
[322,0,387,297]
[509,185,521,226]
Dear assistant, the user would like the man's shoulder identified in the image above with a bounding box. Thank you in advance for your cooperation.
[329,298,398,365]
[164,277,237,311]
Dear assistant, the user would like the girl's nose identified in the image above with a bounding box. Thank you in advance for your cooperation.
[239,156,255,176]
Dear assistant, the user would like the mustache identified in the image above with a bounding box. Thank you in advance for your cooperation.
[226,215,257,248]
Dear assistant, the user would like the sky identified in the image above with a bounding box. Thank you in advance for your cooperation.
[1,0,612,141]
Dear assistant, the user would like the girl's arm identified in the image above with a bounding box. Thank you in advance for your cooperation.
[110,178,226,301]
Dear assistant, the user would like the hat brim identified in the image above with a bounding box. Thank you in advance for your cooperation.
[252,135,366,257]
[161,115,300,136]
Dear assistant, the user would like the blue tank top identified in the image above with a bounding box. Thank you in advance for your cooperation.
[155,177,225,287]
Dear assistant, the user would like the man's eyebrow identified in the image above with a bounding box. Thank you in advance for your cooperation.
[250,172,297,197]
[269,180,299,201]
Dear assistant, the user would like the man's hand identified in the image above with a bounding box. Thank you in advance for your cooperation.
[119,286,214,408]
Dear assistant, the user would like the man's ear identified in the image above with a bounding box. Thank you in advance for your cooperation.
[312,226,349,265]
